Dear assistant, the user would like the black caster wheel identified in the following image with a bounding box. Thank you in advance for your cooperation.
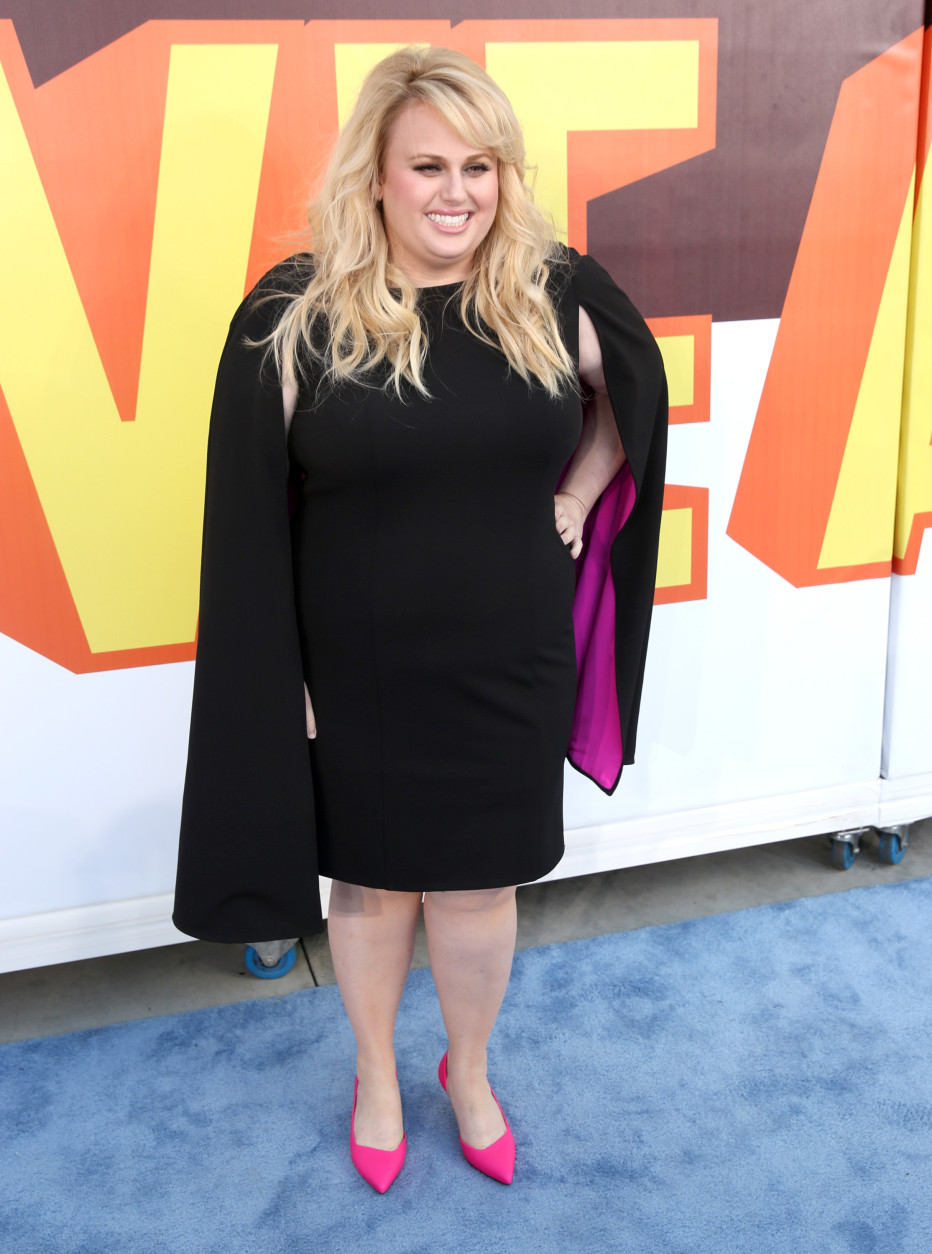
[830,837,858,870]
[244,944,297,979]
[877,828,907,865]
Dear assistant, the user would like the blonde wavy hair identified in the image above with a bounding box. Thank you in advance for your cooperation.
[264,45,575,400]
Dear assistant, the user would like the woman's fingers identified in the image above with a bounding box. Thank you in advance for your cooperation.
[561,531,583,558]
[304,682,317,740]
[554,495,585,560]
[556,515,580,553]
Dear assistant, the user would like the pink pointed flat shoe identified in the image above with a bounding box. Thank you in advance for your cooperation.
[438,1050,515,1185]
[350,1076,406,1193]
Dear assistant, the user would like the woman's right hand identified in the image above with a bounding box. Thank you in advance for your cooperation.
[304,683,317,739]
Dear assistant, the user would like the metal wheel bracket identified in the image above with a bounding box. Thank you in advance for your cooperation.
[876,823,909,849]
[248,938,300,967]
[832,827,868,852]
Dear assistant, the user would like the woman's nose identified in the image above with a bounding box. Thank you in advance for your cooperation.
[440,170,466,202]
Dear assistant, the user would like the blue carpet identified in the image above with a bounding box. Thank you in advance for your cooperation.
[3,879,932,1254]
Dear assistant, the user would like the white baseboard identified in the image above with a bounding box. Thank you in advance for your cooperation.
[2,780,929,974]
[0,893,187,975]
[541,778,931,882]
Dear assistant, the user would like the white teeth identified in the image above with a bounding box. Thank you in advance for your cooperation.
[427,212,469,226]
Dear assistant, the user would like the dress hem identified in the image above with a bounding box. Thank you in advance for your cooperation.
[319,842,566,892]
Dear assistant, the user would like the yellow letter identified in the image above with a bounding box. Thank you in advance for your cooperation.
[486,41,699,235]
[0,43,277,653]
[818,175,914,569]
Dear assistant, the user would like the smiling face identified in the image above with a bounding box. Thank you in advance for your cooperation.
[376,101,499,287]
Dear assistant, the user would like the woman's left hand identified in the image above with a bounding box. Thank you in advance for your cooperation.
[554,491,588,559]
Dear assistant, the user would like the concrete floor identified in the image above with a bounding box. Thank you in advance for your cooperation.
[1,820,929,1046]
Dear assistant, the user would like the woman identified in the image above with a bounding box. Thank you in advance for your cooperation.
[174,46,667,1192]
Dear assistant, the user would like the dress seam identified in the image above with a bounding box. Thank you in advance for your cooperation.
[363,391,389,886]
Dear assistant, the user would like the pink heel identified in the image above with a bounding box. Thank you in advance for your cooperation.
[438,1051,515,1185]
[350,1077,406,1193]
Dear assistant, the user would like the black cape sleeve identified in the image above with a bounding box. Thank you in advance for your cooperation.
[172,265,322,942]
[562,247,669,792]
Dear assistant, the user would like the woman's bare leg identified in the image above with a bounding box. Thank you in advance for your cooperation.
[423,885,517,1149]
[327,880,422,1150]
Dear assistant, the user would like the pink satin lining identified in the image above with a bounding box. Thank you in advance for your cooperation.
[567,463,637,790]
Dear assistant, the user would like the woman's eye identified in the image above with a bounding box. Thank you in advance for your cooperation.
[412,162,491,175]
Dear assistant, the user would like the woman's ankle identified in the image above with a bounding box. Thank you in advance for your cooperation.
[355,1051,399,1085]
[445,1046,490,1087]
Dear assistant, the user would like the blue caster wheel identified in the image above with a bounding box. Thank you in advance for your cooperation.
[877,830,906,865]
[830,838,857,870]
[244,944,297,979]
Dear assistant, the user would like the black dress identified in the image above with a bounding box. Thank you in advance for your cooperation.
[288,281,581,890]
[172,247,667,942]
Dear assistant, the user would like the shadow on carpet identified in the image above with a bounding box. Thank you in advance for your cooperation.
[3,877,932,1254]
